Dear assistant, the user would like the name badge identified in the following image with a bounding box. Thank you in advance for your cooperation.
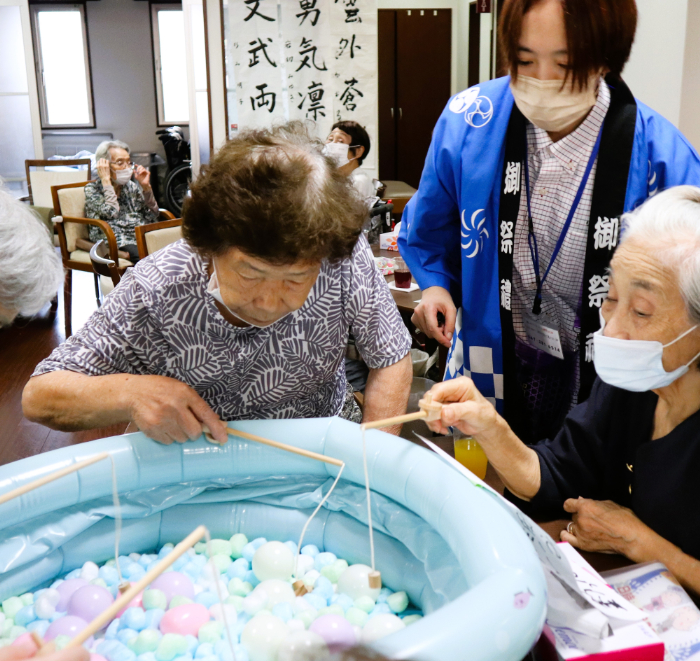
[523,316,564,359]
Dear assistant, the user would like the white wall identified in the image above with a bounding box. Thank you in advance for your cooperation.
[623,0,689,127]
[680,0,700,151]
[85,0,178,156]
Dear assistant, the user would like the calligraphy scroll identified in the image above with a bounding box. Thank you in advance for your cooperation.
[224,0,378,169]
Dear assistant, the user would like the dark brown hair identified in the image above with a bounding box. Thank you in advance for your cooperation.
[182,121,367,264]
[499,0,638,89]
[331,120,371,165]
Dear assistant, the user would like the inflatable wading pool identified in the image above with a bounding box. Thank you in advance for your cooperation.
[0,417,546,660]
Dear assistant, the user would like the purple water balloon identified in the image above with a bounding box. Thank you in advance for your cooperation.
[67,585,114,625]
[309,615,357,652]
[150,572,195,604]
[45,615,91,643]
[56,579,89,612]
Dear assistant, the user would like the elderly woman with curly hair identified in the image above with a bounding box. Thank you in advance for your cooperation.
[23,123,412,444]
[425,186,700,596]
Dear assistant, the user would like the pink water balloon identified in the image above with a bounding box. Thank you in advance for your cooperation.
[309,614,357,652]
[159,603,210,637]
[56,579,89,612]
[91,655,109,661]
[45,615,91,644]
[68,585,114,624]
[150,572,194,604]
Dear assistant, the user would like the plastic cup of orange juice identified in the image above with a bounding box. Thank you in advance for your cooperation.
[453,437,488,479]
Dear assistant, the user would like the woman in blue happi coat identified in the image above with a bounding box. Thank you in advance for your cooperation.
[399,0,700,442]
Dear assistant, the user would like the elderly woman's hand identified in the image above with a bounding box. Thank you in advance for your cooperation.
[425,376,500,438]
[97,158,111,185]
[561,497,658,561]
[134,164,151,191]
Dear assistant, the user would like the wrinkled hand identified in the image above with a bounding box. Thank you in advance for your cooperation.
[561,497,655,560]
[411,286,456,348]
[425,376,499,439]
[1,635,89,661]
[125,375,229,445]
[134,164,151,190]
[97,158,111,184]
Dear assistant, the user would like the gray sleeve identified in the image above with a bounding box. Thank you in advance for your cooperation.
[142,189,160,221]
[84,182,119,220]
[32,269,167,378]
[346,237,412,369]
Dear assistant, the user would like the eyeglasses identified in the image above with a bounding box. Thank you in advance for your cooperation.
[110,159,132,168]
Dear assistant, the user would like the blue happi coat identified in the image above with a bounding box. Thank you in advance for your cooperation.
[399,75,700,413]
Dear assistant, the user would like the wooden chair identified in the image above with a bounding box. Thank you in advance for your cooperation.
[51,181,174,337]
[380,180,417,215]
[25,159,92,208]
[135,217,182,259]
[89,240,121,307]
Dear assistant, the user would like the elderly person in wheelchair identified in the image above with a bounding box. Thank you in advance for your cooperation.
[426,186,700,596]
[85,140,161,264]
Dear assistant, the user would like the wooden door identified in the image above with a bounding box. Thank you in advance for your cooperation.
[378,9,452,188]
[468,3,481,88]
[378,10,397,184]
[395,9,452,189]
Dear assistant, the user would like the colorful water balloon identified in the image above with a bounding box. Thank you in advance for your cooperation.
[241,614,289,661]
[337,565,381,601]
[150,572,195,604]
[68,585,114,625]
[360,613,405,644]
[254,580,295,610]
[309,614,357,652]
[277,630,327,661]
[159,603,210,637]
[55,579,89,612]
[45,615,90,642]
[251,542,294,582]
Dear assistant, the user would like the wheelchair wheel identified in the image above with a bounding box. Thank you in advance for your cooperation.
[164,162,192,216]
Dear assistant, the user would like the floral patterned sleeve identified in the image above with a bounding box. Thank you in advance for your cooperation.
[84,181,119,220]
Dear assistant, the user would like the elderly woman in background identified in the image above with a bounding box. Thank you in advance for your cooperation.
[85,140,159,263]
[23,122,412,445]
[425,186,700,595]
[0,187,63,328]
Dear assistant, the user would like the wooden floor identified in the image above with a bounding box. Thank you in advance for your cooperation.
[0,271,127,467]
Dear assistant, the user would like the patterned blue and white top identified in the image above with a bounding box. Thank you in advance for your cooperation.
[34,239,412,421]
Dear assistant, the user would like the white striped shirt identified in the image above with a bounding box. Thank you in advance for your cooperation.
[512,80,610,360]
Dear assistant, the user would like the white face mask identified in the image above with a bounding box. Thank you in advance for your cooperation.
[593,313,700,392]
[114,167,133,186]
[509,75,599,133]
[206,260,292,329]
[322,142,357,168]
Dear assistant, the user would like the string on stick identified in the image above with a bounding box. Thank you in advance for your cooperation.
[204,530,237,661]
[293,463,345,581]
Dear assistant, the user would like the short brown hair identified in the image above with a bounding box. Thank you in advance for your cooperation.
[182,121,367,264]
[331,120,371,165]
[499,0,638,89]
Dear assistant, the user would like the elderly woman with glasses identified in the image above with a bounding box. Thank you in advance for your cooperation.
[85,140,159,263]
[423,186,700,596]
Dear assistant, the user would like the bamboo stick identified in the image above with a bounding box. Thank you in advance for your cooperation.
[0,452,110,506]
[360,410,428,430]
[361,393,444,431]
[204,426,344,468]
[67,525,207,649]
